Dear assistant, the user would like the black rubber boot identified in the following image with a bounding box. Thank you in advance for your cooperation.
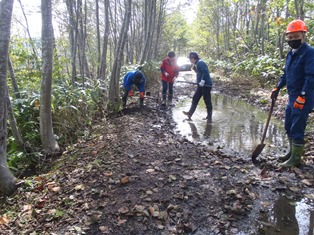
[205,111,212,122]
[279,138,292,162]
[183,111,191,119]
[122,95,127,108]
[168,95,173,106]
[162,94,166,106]
[139,98,144,107]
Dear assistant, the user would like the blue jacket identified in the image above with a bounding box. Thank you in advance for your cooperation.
[123,70,145,92]
[194,59,212,86]
[277,42,314,97]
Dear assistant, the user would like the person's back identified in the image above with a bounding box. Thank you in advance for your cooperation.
[194,58,212,87]
[122,70,146,108]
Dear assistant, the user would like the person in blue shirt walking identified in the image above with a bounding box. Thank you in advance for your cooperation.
[183,52,213,121]
[271,19,314,167]
[122,70,146,108]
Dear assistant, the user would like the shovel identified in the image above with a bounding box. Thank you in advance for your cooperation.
[252,97,276,164]
[176,80,212,88]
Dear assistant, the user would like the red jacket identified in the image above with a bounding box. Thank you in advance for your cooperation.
[160,57,179,83]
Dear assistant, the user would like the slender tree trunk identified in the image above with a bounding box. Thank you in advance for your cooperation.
[40,0,59,153]
[140,1,154,64]
[109,0,132,108]
[6,85,24,149]
[153,0,164,59]
[146,0,156,61]
[100,0,110,82]
[7,59,24,149]
[66,0,77,87]
[96,0,101,78]
[17,0,39,64]
[8,56,20,99]
[0,0,17,196]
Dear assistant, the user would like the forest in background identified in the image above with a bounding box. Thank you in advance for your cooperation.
[0,0,314,195]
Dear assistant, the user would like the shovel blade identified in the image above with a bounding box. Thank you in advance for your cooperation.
[252,143,266,163]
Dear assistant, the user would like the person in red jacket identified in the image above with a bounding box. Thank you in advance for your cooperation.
[160,51,179,106]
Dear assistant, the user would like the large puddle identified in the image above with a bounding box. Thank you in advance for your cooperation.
[172,92,288,156]
[172,72,314,234]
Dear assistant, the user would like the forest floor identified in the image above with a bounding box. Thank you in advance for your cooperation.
[0,72,314,235]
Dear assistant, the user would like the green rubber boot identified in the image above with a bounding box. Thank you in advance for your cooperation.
[278,138,292,161]
[280,143,303,168]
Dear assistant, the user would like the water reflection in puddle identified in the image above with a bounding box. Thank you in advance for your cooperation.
[254,197,314,235]
[173,93,288,155]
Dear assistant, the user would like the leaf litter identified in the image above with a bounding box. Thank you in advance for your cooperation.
[0,77,313,234]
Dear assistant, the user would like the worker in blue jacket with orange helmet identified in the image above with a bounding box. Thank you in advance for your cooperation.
[271,19,314,167]
[122,70,146,108]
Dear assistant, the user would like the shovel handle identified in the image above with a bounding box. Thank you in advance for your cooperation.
[260,98,275,144]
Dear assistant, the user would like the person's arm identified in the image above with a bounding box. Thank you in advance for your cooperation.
[301,48,314,95]
[123,73,132,91]
[160,60,166,73]
[160,59,169,77]
[276,71,287,89]
[271,67,286,100]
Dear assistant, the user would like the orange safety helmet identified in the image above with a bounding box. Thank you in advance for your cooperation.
[286,19,308,34]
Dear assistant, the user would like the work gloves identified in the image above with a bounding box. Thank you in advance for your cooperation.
[270,87,279,100]
[271,87,306,110]
[294,96,306,110]
[128,90,134,97]
[199,80,205,87]
[164,72,169,77]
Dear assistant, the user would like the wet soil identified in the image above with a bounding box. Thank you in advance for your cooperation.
[0,73,313,235]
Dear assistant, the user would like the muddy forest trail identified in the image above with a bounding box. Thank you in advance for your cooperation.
[0,76,314,235]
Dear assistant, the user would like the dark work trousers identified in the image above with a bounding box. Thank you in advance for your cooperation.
[285,95,314,144]
[162,80,173,101]
[188,86,212,118]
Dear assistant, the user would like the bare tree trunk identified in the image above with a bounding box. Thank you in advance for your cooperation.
[7,59,24,149]
[96,0,101,78]
[0,0,17,196]
[109,0,132,108]
[153,0,165,59]
[8,56,20,99]
[260,0,267,55]
[140,1,154,64]
[294,0,304,20]
[100,0,110,81]
[40,0,59,153]
[17,0,39,64]
[6,86,24,149]
[146,0,156,61]
[66,0,78,87]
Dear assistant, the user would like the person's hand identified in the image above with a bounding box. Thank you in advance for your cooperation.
[199,80,205,87]
[192,65,197,72]
[128,90,133,97]
[270,87,279,100]
[164,72,169,77]
[293,96,306,110]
